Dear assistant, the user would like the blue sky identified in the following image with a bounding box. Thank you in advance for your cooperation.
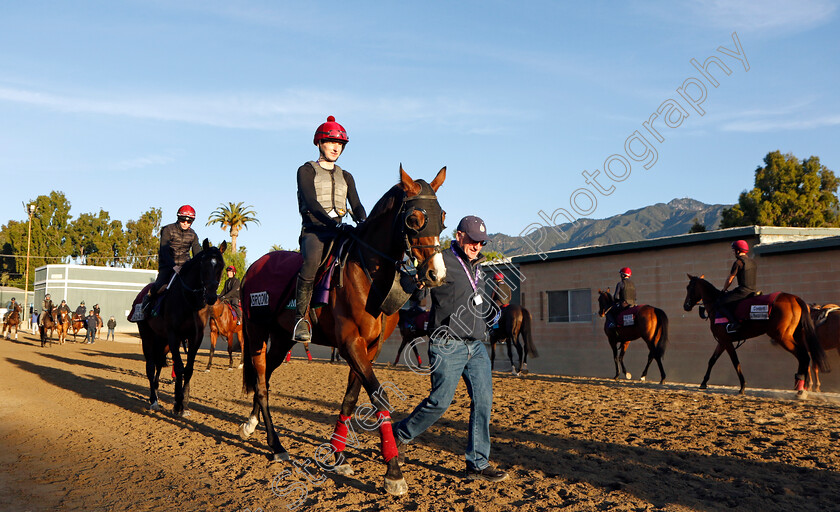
[2,1,839,262]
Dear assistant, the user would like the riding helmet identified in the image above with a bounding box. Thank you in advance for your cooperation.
[494,273,504,281]
[177,205,196,219]
[226,265,236,273]
[731,240,749,252]
[619,267,632,277]
[314,115,349,145]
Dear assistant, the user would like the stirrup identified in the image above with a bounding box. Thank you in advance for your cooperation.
[725,322,740,334]
[293,317,311,342]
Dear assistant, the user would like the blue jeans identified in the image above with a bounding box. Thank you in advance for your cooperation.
[394,337,493,471]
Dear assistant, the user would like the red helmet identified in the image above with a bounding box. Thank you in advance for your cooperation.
[313,115,349,145]
[226,265,236,273]
[494,273,504,281]
[177,205,196,219]
[732,240,749,252]
[619,267,632,277]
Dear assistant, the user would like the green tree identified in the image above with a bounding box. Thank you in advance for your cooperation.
[68,210,127,266]
[206,202,260,253]
[721,151,840,228]
[125,208,162,270]
[217,246,248,294]
[688,218,707,233]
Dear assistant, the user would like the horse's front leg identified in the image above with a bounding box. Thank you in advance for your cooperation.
[179,331,204,416]
[700,341,725,390]
[721,341,746,394]
[206,326,216,372]
[618,341,631,380]
[329,372,363,475]
[341,341,407,496]
[168,332,186,415]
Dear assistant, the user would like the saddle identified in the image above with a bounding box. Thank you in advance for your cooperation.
[616,305,642,327]
[128,283,163,322]
[714,292,780,324]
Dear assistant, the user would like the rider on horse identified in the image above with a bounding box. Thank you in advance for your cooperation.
[717,239,757,333]
[39,294,54,327]
[3,297,17,323]
[56,300,71,325]
[606,267,636,328]
[489,272,511,329]
[142,205,202,315]
[293,115,367,342]
[75,301,86,320]
[220,265,241,325]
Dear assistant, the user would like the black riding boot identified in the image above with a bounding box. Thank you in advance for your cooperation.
[293,278,314,342]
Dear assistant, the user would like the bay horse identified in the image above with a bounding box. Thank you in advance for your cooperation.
[597,290,668,384]
[683,274,828,395]
[137,239,226,415]
[207,299,244,371]
[807,304,840,392]
[239,166,447,496]
[2,303,22,340]
[488,305,539,376]
[39,308,57,347]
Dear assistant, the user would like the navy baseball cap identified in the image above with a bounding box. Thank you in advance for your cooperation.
[456,215,488,243]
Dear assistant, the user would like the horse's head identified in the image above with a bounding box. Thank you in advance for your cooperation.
[193,239,227,307]
[395,165,447,288]
[683,273,705,311]
[596,289,612,317]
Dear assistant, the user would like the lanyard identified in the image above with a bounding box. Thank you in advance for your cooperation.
[451,245,479,292]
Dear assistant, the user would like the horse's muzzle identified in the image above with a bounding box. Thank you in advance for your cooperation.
[683,301,693,312]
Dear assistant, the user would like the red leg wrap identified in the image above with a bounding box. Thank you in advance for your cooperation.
[378,411,398,462]
[285,351,291,362]
[307,350,312,361]
[795,379,805,392]
[330,414,352,452]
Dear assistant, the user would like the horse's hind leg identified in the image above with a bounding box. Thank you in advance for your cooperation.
[206,329,217,371]
[700,343,725,390]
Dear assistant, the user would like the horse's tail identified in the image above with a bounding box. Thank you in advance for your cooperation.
[241,324,257,395]
[522,307,539,358]
[797,296,829,373]
[653,307,669,359]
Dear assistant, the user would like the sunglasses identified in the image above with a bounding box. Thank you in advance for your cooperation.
[178,216,194,224]
[462,235,487,247]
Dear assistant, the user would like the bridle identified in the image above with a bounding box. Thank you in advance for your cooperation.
[178,252,221,310]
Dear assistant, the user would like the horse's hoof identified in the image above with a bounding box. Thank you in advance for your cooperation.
[176,409,192,418]
[384,477,408,496]
[640,376,646,382]
[149,401,162,411]
[204,368,211,373]
[272,450,290,462]
[237,363,244,369]
[796,390,809,400]
[625,373,632,379]
[334,464,354,476]
[239,423,253,439]
[699,384,707,390]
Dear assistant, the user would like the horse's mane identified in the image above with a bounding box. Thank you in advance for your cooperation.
[180,244,220,275]
[355,184,405,238]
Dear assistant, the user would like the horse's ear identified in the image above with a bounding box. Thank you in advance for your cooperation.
[399,164,421,197]
[202,238,210,251]
[219,241,227,254]
[429,166,446,192]
[686,273,693,280]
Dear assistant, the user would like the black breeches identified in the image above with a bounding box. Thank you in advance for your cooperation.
[299,231,334,282]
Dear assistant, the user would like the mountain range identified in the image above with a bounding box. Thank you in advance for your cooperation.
[490,198,730,257]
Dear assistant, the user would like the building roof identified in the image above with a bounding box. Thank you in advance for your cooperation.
[512,226,840,265]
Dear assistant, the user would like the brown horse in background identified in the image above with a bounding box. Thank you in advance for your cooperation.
[53,310,70,344]
[597,290,668,384]
[808,304,840,392]
[2,304,22,340]
[390,308,426,368]
[488,305,539,376]
[39,308,57,347]
[683,274,828,395]
[207,299,244,371]
[69,314,85,342]
[239,167,447,496]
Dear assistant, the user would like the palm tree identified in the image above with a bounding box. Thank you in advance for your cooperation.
[206,202,260,253]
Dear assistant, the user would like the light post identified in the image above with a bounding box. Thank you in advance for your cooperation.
[23,203,35,316]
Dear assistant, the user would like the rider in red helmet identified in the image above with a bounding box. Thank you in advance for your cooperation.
[293,116,367,342]
[220,265,241,324]
[607,267,636,328]
[142,205,202,315]
[718,240,756,333]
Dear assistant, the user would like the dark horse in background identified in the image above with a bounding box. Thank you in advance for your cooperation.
[683,274,828,395]
[39,307,57,347]
[488,305,539,376]
[597,290,669,384]
[136,239,226,415]
[390,307,427,368]
[808,303,840,392]
[2,303,22,340]
[206,299,244,371]
[239,167,447,496]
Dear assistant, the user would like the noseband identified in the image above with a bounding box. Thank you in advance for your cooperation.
[396,191,445,284]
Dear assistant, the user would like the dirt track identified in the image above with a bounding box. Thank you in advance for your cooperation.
[1,331,840,511]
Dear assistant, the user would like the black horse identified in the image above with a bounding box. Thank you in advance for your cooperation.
[137,239,226,415]
[488,305,539,375]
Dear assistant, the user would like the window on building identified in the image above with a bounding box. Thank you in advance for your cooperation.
[547,289,591,323]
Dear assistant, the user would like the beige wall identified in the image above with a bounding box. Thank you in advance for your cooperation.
[518,237,840,392]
